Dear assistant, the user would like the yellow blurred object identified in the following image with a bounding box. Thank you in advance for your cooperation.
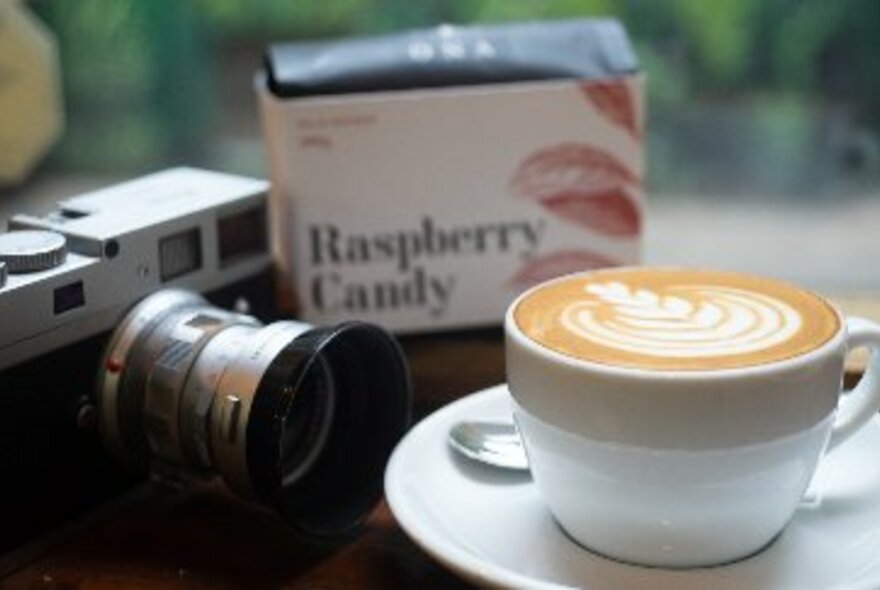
[0,1,63,185]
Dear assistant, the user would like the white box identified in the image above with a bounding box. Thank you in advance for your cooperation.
[258,20,643,332]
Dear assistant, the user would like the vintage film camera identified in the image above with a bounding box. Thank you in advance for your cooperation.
[0,169,410,554]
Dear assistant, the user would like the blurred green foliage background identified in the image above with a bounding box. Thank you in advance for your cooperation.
[31,0,880,198]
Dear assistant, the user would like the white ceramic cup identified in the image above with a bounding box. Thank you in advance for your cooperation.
[505,272,880,568]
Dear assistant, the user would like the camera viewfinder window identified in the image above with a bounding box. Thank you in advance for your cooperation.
[53,281,85,315]
[159,228,203,282]
[218,204,268,267]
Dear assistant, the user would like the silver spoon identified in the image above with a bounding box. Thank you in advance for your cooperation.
[448,420,530,472]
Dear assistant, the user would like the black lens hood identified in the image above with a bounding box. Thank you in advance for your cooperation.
[247,321,411,536]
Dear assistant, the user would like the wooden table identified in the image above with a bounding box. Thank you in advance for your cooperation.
[1,329,505,589]
[0,288,875,589]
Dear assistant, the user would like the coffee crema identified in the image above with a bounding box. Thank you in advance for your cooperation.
[514,268,840,370]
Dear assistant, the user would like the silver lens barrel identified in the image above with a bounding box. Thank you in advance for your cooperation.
[97,289,411,535]
[97,290,316,494]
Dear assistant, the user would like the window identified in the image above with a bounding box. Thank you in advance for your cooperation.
[5,0,879,292]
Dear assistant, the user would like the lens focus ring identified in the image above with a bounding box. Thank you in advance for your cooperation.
[138,310,240,466]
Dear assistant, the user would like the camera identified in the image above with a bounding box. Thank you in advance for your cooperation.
[0,169,411,554]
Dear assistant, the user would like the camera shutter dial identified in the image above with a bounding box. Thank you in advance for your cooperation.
[0,229,67,273]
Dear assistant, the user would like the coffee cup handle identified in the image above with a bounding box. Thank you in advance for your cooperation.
[826,317,880,452]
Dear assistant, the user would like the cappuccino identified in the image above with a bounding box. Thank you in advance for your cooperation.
[514,268,839,370]
[506,266,880,567]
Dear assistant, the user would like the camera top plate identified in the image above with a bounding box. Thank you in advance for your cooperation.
[0,168,271,372]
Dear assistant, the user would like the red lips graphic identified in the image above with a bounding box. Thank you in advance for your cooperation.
[580,80,642,139]
[510,143,641,237]
[540,187,640,236]
[508,250,622,289]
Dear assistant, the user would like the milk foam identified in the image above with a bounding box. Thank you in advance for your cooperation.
[560,281,802,358]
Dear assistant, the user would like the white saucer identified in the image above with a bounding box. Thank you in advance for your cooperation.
[385,384,880,590]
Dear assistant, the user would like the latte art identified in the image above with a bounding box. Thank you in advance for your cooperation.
[513,268,840,370]
[561,282,803,358]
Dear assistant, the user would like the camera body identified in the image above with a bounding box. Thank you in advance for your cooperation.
[0,168,275,553]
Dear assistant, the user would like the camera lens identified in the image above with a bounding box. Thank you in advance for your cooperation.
[96,290,411,536]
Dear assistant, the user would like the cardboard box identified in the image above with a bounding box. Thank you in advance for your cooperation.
[258,19,643,332]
